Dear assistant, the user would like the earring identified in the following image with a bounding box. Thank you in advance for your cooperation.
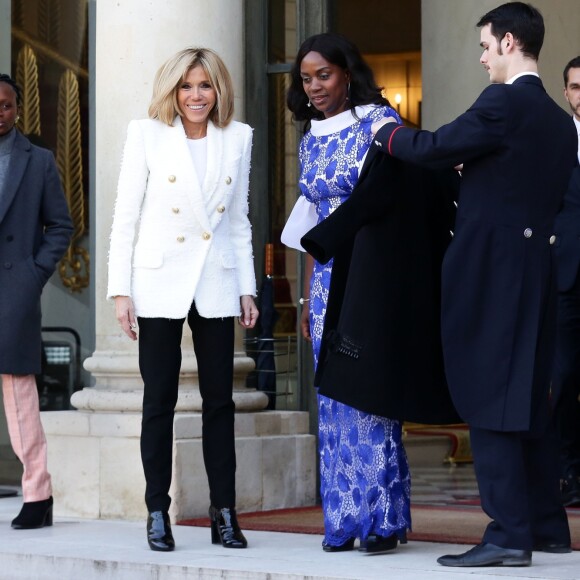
[307,100,312,108]
[346,82,351,101]
[15,115,20,123]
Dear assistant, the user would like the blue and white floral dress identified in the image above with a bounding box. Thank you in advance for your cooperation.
[298,104,412,547]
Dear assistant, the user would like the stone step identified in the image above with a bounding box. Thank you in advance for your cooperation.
[3,493,578,580]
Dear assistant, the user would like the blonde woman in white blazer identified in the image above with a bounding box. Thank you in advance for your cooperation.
[108,48,258,552]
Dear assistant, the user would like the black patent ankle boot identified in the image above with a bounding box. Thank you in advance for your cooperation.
[147,510,175,551]
[209,506,248,548]
[11,496,53,529]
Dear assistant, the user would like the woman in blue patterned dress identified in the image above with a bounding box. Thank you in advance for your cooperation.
[286,33,411,553]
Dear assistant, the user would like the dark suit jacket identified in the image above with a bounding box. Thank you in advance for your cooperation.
[0,131,73,374]
[374,75,578,432]
[554,167,580,292]
[301,146,461,424]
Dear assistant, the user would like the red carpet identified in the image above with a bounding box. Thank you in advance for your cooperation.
[178,504,580,549]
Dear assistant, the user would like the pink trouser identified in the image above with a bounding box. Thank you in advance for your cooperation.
[1,374,52,502]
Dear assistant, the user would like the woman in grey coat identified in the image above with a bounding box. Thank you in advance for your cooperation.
[0,73,72,529]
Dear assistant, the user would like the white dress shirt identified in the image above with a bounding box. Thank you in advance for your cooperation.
[574,116,580,163]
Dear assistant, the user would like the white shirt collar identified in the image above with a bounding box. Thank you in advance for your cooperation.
[505,71,540,85]
[310,105,379,137]
[574,117,580,164]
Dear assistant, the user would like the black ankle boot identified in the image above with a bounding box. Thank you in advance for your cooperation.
[11,496,53,529]
[209,506,248,548]
[358,533,398,553]
[322,537,355,552]
[147,511,175,551]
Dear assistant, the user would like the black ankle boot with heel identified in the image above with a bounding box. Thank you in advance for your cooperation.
[146,511,175,551]
[11,496,53,529]
[209,506,248,548]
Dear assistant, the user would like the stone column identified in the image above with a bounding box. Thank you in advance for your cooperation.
[79,0,265,415]
[41,0,316,521]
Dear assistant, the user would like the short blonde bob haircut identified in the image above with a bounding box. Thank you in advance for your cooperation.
[148,47,235,128]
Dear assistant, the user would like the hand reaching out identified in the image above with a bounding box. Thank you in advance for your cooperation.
[371,116,398,137]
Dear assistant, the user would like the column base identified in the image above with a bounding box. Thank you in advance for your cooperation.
[41,410,316,521]
[77,350,269,412]
[70,386,269,413]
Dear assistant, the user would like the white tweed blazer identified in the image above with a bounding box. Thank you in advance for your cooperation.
[107,116,256,319]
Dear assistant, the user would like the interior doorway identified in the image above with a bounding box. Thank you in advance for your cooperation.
[244,0,422,423]
[335,0,422,127]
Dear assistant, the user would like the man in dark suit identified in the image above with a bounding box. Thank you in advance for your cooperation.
[553,56,580,508]
[372,2,577,567]
[0,74,72,529]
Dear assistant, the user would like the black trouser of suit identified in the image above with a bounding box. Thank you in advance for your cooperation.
[554,274,580,478]
[138,303,236,513]
[470,425,570,550]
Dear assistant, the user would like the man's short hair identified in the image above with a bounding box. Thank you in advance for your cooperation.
[564,56,580,86]
[477,2,544,61]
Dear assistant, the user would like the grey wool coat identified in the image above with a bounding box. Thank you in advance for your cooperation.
[0,130,73,374]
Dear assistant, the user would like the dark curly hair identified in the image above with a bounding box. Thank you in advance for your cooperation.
[286,33,388,123]
[0,73,22,106]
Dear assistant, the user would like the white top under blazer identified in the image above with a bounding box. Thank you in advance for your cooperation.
[107,115,257,319]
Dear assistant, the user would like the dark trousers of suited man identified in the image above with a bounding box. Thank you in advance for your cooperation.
[466,258,570,550]
[554,275,580,505]
[138,303,236,513]
[553,166,580,506]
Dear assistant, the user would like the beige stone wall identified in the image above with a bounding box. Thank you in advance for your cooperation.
[421,0,580,130]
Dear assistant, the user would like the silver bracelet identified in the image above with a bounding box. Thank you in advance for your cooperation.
[298,297,310,305]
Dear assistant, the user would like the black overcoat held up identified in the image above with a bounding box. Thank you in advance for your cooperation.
[0,131,73,374]
[301,146,461,424]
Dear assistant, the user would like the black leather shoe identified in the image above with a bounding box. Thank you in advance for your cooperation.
[322,537,355,552]
[209,506,247,548]
[147,511,175,552]
[533,542,572,553]
[438,543,531,567]
[11,496,53,529]
[359,534,398,553]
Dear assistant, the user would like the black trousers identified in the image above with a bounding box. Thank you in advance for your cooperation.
[470,425,570,550]
[554,274,580,478]
[138,304,236,513]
